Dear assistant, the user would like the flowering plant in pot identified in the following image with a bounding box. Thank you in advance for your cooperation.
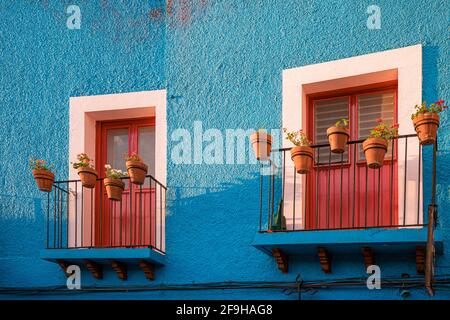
[362,118,398,169]
[411,99,447,145]
[125,152,148,185]
[327,118,350,153]
[72,153,98,189]
[104,164,127,201]
[250,129,272,161]
[29,157,55,192]
[283,128,313,174]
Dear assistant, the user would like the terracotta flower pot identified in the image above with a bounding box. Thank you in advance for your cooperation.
[363,137,388,169]
[290,146,314,174]
[32,169,54,192]
[77,166,98,189]
[326,126,350,153]
[126,160,148,185]
[413,112,440,145]
[250,131,272,161]
[104,178,125,201]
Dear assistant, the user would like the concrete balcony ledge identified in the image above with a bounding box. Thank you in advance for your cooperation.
[252,227,443,256]
[40,247,165,266]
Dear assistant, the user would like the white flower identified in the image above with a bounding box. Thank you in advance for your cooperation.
[104,164,111,169]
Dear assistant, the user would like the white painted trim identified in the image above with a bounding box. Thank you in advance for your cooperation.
[68,90,167,250]
[282,44,422,229]
[69,90,167,185]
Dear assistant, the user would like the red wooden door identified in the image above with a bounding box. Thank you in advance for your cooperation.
[306,88,398,230]
[95,118,156,247]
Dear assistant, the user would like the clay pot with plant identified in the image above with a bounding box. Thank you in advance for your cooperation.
[29,157,55,192]
[283,128,313,174]
[72,153,98,189]
[362,118,399,169]
[250,129,272,161]
[327,118,350,153]
[125,152,148,185]
[411,99,447,145]
[104,165,127,201]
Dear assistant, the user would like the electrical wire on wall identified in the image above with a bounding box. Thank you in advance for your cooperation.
[2,274,450,297]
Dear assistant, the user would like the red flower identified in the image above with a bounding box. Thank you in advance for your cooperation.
[392,123,399,128]
[435,99,445,106]
[376,117,383,123]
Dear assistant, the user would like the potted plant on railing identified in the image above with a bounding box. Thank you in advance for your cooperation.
[362,118,399,169]
[71,153,98,189]
[104,164,127,201]
[29,157,55,192]
[283,128,313,174]
[411,99,447,145]
[125,152,148,185]
[327,118,350,153]
[250,129,272,161]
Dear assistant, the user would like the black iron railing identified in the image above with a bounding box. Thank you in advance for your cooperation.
[45,175,166,254]
[259,134,437,232]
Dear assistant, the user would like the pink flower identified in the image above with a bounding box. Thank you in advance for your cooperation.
[376,117,383,123]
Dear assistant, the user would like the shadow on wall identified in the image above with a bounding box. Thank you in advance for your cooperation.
[421,45,439,213]
[161,167,292,283]
[423,45,439,104]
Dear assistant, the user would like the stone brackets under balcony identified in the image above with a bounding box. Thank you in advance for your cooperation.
[252,227,443,274]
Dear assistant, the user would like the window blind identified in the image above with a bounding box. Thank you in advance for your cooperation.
[358,92,395,159]
[314,97,349,163]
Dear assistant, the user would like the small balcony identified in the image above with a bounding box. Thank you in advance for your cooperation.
[40,175,166,280]
[252,134,442,274]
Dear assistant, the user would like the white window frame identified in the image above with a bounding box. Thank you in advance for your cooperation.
[67,90,167,249]
[282,44,422,229]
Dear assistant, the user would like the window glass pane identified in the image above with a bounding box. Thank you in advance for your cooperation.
[138,126,155,175]
[358,92,395,159]
[314,97,349,164]
[107,128,128,173]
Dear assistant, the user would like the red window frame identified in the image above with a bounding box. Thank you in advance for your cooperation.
[305,81,399,230]
[94,117,156,247]
[95,117,155,178]
[306,81,398,149]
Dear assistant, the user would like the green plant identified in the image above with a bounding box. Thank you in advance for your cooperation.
[104,164,128,179]
[124,152,142,162]
[29,157,54,171]
[71,153,94,169]
[368,118,399,140]
[411,99,448,119]
[283,128,311,146]
[334,118,349,128]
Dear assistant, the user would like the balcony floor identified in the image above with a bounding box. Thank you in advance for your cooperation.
[40,247,165,266]
[252,227,443,256]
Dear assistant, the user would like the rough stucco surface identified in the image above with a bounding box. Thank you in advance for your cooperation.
[0,0,449,299]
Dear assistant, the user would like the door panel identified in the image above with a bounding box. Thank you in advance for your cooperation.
[95,118,156,248]
[138,125,155,176]
[306,90,398,230]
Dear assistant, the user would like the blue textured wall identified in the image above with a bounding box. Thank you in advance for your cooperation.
[0,0,449,299]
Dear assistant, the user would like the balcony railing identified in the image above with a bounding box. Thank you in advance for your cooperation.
[45,175,166,254]
[258,134,437,232]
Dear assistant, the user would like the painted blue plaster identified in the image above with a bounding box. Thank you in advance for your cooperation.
[0,0,449,300]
